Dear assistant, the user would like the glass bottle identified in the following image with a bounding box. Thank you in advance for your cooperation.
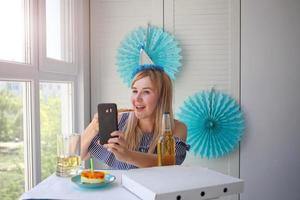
[157,112,176,166]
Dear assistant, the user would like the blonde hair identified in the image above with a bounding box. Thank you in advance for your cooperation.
[123,69,174,153]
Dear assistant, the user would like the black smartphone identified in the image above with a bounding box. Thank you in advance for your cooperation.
[97,103,118,145]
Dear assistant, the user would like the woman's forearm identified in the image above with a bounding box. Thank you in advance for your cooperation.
[80,117,99,160]
[126,151,158,168]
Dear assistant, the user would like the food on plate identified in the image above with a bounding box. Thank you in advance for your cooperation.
[80,170,105,184]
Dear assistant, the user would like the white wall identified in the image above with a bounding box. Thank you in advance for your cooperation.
[240,0,300,199]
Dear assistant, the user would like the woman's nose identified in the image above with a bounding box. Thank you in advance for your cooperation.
[136,92,143,101]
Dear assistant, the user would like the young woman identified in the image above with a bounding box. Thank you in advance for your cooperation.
[80,68,189,169]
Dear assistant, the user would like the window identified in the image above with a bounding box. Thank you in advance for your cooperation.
[0,80,29,200]
[39,0,77,74]
[40,82,73,180]
[46,0,74,62]
[0,0,88,199]
[0,0,30,63]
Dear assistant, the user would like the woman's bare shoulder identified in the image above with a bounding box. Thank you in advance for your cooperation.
[173,120,187,141]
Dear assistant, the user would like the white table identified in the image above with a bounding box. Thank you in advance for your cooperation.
[20,170,140,200]
[20,166,243,200]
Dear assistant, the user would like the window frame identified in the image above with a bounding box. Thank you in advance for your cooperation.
[0,0,36,77]
[0,0,90,191]
[38,0,78,75]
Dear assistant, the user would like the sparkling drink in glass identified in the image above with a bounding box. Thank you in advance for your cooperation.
[56,133,81,177]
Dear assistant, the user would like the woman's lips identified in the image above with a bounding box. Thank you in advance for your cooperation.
[135,105,145,112]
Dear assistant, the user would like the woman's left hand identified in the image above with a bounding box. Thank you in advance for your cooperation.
[103,131,131,162]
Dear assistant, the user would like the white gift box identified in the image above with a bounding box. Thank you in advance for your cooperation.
[122,165,243,200]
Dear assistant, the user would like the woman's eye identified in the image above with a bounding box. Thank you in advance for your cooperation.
[143,90,150,94]
[132,90,138,94]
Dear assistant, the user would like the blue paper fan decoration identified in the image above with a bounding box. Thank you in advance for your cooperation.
[177,89,245,159]
[117,26,182,86]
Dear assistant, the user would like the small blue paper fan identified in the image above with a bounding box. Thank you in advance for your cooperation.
[117,26,182,86]
[177,89,245,159]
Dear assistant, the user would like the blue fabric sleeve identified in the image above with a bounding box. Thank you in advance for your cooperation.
[174,137,190,165]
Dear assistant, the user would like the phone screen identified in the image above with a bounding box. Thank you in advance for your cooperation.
[97,103,118,145]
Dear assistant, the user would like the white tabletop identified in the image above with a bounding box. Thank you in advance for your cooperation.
[20,170,140,200]
[20,166,243,200]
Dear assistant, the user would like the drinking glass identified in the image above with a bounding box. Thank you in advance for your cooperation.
[56,133,81,177]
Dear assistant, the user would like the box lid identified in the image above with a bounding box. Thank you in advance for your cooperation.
[121,165,243,200]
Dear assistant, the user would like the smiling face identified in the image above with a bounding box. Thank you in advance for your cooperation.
[131,76,160,120]
[125,69,174,152]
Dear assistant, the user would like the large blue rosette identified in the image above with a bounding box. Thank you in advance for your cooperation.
[117,26,182,86]
[177,90,245,159]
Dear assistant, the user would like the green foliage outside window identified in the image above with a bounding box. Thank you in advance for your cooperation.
[0,90,23,142]
[0,90,24,200]
[40,95,61,180]
[0,90,60,200]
